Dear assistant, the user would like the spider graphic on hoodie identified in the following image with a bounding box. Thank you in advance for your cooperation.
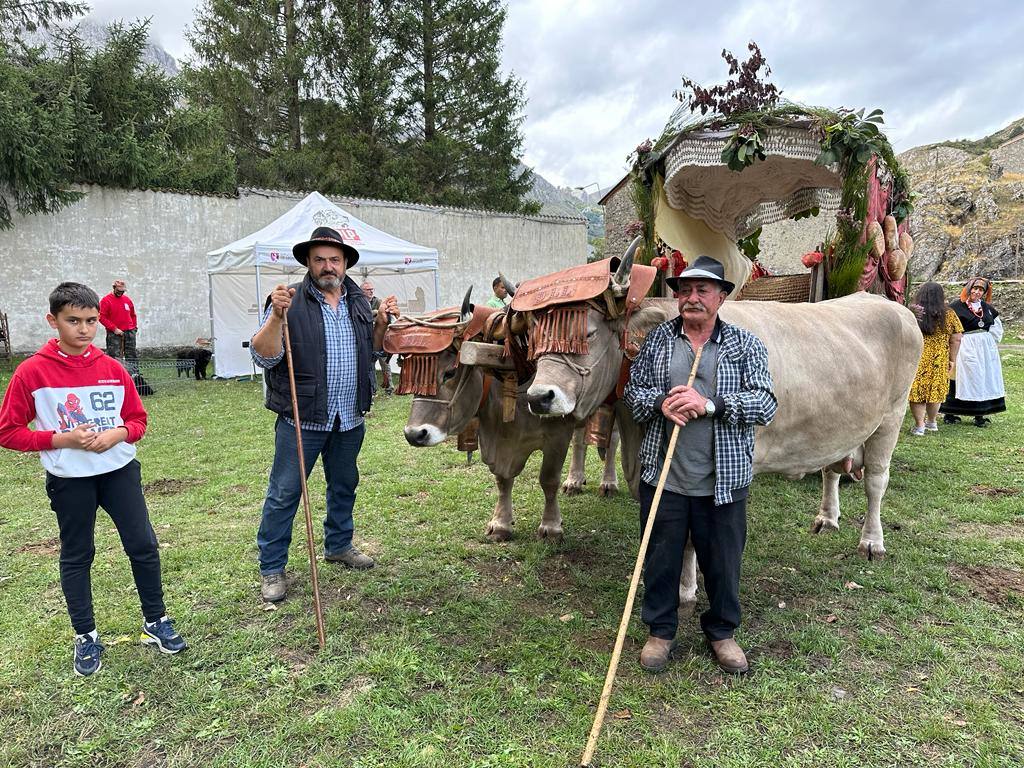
[56,393,90,431]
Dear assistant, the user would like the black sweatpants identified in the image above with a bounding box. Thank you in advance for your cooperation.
[639,481,747,642]
[45,459,166,635]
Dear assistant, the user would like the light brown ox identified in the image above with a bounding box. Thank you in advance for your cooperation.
[519,252,923,565]
[392,299,620,542]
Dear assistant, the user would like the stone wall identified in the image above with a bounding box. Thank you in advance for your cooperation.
[0,186,586,353]
[602,181,634,262]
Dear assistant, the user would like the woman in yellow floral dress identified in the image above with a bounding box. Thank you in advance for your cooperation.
[908,282,963,436]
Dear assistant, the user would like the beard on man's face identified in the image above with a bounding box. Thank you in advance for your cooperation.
[315,274,342,290]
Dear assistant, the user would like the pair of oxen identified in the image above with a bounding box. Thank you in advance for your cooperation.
[384,240,922,605]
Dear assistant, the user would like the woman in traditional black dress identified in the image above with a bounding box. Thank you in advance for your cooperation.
[940,277,1006,427]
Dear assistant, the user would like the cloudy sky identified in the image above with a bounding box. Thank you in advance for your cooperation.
[87,0,1024,190]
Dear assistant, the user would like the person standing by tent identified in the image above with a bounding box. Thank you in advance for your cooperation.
[361,280,394,395]
[99,280,138,366]
[250,227,399,603]
[486,277,510,308]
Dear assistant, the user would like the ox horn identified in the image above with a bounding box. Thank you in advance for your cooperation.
[499,272,517,297]
[460,286,473,321]
[491,314,508,341]
[613,235,642,286]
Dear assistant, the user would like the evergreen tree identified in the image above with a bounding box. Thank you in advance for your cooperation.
[388,0,535,213]
[185,0,315,188]
[302,0,410,199]
[0,0,87,38]
[0,18,235,229]
[0,40,80,228]
[60,21,234,192]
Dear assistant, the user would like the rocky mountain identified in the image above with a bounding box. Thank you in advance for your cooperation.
[901,118,1024,283]
[521,163,605,239]
[27,18,180,76]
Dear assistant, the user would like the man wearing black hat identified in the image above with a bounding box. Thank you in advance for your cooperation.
[624,255,777,675]
[250,227,400,603]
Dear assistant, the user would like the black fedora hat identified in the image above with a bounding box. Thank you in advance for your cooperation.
[665,255,735,294]
[293,226,360,268]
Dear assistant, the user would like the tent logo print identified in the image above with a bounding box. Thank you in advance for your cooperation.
[313,209,349,228]
[312,208,362,242]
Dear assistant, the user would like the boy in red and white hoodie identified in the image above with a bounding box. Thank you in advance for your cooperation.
[0,283,187,676]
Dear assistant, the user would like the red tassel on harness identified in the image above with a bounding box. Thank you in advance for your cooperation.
[528,307,589,360]
[397,354,439,396]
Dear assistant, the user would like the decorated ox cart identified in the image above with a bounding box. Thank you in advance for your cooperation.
[616,104,915,306]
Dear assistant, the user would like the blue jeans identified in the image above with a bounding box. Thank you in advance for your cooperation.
[258,417,365,575]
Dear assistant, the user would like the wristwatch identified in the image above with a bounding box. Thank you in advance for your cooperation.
[704,398,716,417]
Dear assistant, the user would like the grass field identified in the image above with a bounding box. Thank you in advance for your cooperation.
[1,354,1022,768]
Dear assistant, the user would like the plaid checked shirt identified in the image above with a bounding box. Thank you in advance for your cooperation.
[623,315,777,505]
[251,284,363,432]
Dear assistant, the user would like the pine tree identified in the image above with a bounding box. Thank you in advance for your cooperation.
[0,40,80,228]
[0,17,235,229]
[0,0,87,38]
[302,0,410,199]
[388,0,535,212]
[184,0,314,187]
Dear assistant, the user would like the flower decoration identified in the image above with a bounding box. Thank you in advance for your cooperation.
[801,251,824,268]
[651,250,687,276]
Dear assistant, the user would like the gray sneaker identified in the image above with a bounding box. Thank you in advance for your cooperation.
[261,573,287,602]
[325,546,375,570]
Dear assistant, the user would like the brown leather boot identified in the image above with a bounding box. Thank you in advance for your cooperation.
[639,636,677,673]
[325,546,375,570]
[710,637,749,674]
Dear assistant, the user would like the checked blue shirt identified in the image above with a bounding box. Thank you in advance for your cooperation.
[251,284,363,432]
[623,315,777,506]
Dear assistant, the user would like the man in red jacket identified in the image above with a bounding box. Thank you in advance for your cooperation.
[99,279,138,367]
[0,282,186,676]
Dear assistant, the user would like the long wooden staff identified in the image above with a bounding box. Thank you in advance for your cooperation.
[580,345,704,767]
[282,307,327,650]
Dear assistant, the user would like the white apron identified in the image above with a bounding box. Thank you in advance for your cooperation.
[955,317,1005,401]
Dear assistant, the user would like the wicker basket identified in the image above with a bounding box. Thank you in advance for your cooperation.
[736,273,811,303]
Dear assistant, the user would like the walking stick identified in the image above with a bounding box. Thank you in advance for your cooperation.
[580,345,704,767]
[282,307,327,650]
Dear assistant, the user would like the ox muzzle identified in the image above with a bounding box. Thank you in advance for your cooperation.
[404,423,447,447]
[526,382,575,416]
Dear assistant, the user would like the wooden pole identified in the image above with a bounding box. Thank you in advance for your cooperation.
[282,307,327,650]
[580,345,704,767]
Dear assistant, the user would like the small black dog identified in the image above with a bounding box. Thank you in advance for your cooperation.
[176,347,213,380]
[133,373,155,396]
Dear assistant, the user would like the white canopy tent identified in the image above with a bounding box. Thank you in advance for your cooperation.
[206,191,440,377]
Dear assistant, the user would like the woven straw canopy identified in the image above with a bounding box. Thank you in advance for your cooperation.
[662,125,843,241]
